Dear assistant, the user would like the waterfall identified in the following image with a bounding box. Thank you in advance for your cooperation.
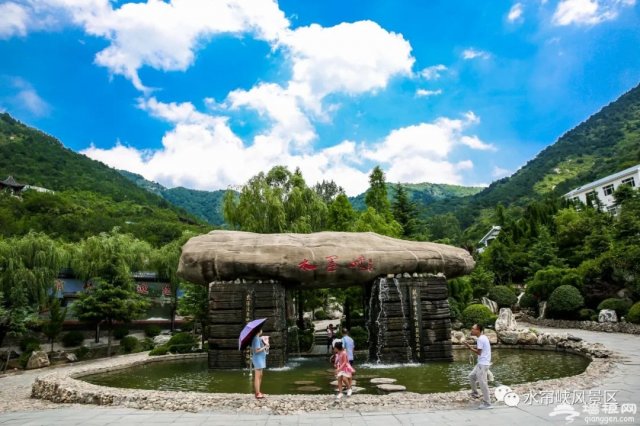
[391,277,413,362]
[374,277,389,363]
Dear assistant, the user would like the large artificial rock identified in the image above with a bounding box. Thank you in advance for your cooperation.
[26,351,50,369]
[481,297,499,314]
[495,308,517,332]
[153,335,171,346]
[599,309,618,323]
[517,330,538,345]
[498,330,519,345]
[538,301,547,319]
[178,231,474,288]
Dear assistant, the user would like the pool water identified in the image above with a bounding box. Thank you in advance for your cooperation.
[82,349,589,395]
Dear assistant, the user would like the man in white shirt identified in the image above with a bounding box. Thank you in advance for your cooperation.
[465,323,492,409]
[341,328,355,365]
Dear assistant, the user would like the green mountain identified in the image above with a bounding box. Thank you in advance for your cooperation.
[349,182,483,211]
[0,113,210,245]
[118,170,227,226]
[426,83,640,228]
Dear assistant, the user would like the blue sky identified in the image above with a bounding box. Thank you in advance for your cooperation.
[1,0,639,195]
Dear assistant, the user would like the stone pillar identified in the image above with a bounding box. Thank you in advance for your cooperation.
[207,279,287,369]
[368,274,453,363]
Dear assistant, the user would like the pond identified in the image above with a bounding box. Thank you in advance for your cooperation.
[82,349,589,395]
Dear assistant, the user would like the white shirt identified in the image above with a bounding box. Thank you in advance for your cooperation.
[476,334,491,366]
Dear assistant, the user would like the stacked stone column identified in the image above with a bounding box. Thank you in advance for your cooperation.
[368,274,453,363]
[207,279,287,369]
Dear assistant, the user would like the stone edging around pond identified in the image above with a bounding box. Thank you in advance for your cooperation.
[30,344,620,416]
[519,315,640,335]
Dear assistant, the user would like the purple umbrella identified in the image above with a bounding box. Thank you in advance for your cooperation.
[238,318,267,351]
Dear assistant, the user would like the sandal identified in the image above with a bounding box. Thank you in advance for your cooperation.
[255,393,266,399]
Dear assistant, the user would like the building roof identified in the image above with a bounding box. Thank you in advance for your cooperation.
[564,164,640,198]
[478,226,501,245]
[0,175,26,190]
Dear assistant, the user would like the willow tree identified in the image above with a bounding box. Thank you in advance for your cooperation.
[223,166,328,233]
[0,232,64,346]
[152,232,196,332]
[71,230,152,344]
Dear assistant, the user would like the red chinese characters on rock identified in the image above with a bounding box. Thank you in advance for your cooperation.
[325,255,338,272]
[136,283,149,295]
[297,259,318,271]
[347,255,374,272]
[296,255,374,272]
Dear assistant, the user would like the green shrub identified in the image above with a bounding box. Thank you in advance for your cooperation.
[299,329,314,352]
[141,337,155,351]
[626,302,640,324]
[144,325,162,338]
[488,286,517,308]
[349,326,368,349]
[167,332,198,353]
[120,335,139,353]
[579,308,597,321]
[597,298,633,317]
[62,331,85,347]
[19,336,41,352]
[461,304,496,328]
[75,346,90,360]
[113,326,129,340]
[526,267,566,300]
[547,285,584,319]
[149,345,169,356]
[18,351,32,368]
[519,293,537,309]
[314,309,328,320]
[448,297,462,322]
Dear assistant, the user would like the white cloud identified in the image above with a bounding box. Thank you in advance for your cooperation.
[460,135,496,151]
[0,2,29,38]
[552,0,635,26]
[419,64,447,80]
[492,166,511,178]
[82,98,488,195]
[26,0,289,91]
[416,89,443,97]
[2,77,51,117]
[507,3,524,22]
[282,21,414,100]
[360,112,485,185]
[462,48,490,60]
[82,98,368,194]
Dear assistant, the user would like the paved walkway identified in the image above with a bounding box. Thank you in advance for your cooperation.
[0,324,638,425]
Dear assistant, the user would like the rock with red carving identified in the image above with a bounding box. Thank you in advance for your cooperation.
[178,230,474,287]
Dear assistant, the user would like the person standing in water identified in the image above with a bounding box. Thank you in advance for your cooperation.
[465,323,492,409]
[251,326,269,399]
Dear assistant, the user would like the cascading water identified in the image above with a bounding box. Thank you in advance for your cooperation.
[391,277,413,362]
[370,277,414,363]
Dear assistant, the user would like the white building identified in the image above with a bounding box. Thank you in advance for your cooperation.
[564,164,640,213]
[477,225,501,253]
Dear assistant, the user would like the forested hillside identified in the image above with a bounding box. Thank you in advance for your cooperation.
[349,182,482,211]
[426,83,640,229]
[119,170,227,225]
[0,113,210,245]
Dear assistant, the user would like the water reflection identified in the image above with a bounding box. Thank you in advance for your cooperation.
[83,349,589,395]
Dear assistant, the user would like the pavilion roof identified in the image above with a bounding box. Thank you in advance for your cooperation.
[0,176,26,189]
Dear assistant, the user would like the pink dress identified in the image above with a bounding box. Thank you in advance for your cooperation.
[336,350,355,378]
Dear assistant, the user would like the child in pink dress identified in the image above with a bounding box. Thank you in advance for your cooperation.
[333,341,355,399]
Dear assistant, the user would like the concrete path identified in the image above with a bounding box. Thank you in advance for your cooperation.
[1,324,638,425]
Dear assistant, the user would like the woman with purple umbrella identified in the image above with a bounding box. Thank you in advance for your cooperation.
[251,325,269,399]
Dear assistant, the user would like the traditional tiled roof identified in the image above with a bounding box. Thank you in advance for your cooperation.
[0,175,26,189]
